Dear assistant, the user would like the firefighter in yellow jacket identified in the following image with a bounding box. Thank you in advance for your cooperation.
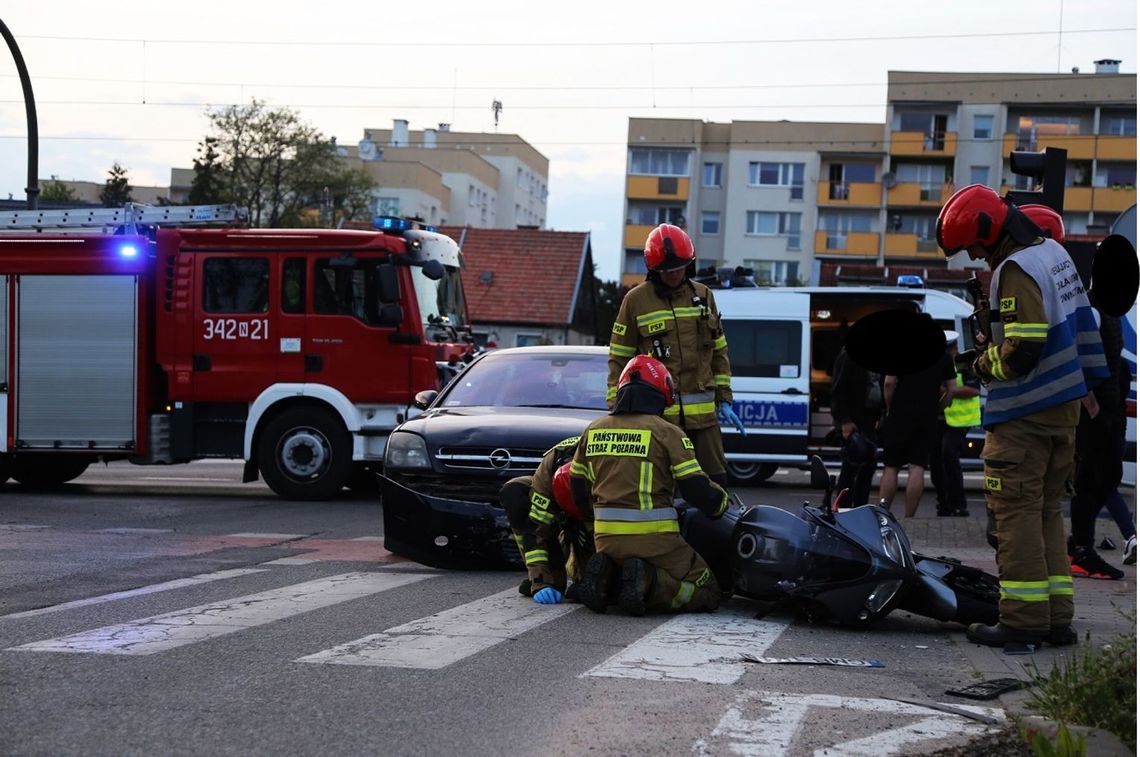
[936,185,1107,651]
[571,355,730,616]
[500,436,593,603]
[607,223,744,487]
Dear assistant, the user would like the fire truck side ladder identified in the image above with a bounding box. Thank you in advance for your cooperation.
[0,203,248,234]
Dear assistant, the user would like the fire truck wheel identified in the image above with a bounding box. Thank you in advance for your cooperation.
[258,406,353,501]
[11,457,90,489]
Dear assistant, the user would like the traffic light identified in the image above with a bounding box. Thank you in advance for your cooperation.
[1006,146,1067,213]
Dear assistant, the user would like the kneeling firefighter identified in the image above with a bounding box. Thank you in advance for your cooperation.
[570,355,730,616]
[500,436,594,603]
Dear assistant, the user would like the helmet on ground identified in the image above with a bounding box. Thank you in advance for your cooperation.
[644,223,695,272]
[617,354,676,407]
[1019,204,1065,243]
[936,184,1009,256]
[839,431,877,468]
[551,461,585,520]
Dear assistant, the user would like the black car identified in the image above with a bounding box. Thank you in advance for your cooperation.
[381,345,609,569]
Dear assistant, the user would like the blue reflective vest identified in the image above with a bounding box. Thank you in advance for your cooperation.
[982,240,1108,426]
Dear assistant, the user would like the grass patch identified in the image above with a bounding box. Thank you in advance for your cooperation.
[1026,627,1136,751]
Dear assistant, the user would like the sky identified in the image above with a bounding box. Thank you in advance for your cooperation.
[0,1,1136,281]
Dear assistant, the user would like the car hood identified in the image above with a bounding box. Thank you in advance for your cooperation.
[400,406,602,447]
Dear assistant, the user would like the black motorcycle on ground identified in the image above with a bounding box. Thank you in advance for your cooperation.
[680,456,999,627]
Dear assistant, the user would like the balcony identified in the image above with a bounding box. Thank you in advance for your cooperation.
[884,233,944,259]
[887,182,952,207]
[1092,185,1137,213]
[814,230,880,256]
[1002,133,1096,161]
[1096,135,1136,161]
[623,223,656,249]
[890,130,957,157]
[627,175,690,201]
[817,182,882,207]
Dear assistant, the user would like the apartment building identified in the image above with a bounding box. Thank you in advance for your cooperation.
[621,62,1136,289]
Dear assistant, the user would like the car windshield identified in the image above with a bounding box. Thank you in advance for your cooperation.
[441,352,609,410]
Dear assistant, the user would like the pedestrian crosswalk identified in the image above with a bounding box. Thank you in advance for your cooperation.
[1,563,1005,755]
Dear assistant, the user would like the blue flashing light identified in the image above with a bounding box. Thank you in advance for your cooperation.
[897,274,924,288]
[119,244,139,259]
[372,215,438,233]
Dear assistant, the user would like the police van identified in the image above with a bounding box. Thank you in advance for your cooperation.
[715,285,978,484]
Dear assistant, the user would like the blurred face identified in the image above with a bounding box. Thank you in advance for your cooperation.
[659,266,688,289]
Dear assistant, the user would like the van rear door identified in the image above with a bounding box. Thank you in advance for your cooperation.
[717,290,811,481]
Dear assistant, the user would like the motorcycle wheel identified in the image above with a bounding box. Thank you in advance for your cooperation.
[945,565,1000,626]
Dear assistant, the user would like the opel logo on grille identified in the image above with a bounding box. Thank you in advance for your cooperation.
[488,448,512,469]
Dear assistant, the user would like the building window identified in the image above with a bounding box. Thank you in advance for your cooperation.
[702,162,723,187]
[973,115,994,139]
[1103,115,1137,136]
[970,166,989,185]
[748,162,805,199]
[515,333,544,347]
[746,211,801,249]
[629,149,691,177]
[375,197,400,216]
[700,211,721,235]
[628,205,684,226]
[743,259,800,287]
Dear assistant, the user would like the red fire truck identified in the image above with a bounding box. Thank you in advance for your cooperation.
[0,204,474,500]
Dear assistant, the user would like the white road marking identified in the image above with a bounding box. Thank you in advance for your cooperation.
[349,536,384,542]
[224,533,306,540]
[97,528,175,534]
[137,477,236,482]
[260,557,318,566]
[0,568,267,620]
[6,571,432,655]
[695,690,1003,757]
[296,588,576,669]
[582,603,790,684]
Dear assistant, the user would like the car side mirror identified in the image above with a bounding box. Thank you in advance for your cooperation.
[414,389,439,410]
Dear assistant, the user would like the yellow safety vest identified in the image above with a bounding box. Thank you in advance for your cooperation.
[944,372,981,428]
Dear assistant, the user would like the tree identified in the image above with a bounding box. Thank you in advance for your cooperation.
[202,99,375,227]
[188,137,227,205]
[98,163,133,207]
[40,176,78,203]
[593,274,627,344]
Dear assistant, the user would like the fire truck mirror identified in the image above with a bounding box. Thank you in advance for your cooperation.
[377,263,400,303]
[420,259,445,281]
[378,303,404,327]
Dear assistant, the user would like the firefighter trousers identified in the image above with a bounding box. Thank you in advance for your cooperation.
[596,532,720,613]
[982,417,1075,632]
[501,476,567,592]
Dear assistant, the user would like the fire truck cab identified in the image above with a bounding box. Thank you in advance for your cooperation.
[0,205,473,500]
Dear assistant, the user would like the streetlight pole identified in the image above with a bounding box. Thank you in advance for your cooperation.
[0,18,38,209]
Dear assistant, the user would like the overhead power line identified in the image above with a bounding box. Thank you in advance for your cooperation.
[14,27,1134,48]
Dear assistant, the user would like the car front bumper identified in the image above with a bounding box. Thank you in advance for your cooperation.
[380,474,523,570]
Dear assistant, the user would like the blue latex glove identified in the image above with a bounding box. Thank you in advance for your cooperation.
[533,587,563,605]
[720,401,747,436]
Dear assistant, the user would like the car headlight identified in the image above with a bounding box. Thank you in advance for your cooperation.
[385,431,431,470]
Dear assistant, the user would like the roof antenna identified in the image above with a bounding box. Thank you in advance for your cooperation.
[492,99,503,132]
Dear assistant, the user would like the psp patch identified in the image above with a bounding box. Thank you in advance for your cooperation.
[612,323,627,336]
[984,476,1003,493]
[682,437,694,450]
[999,297,1017,314]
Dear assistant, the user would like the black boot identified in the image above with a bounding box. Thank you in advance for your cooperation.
[517,578,532,597]
[967,622,1045,653]
[1045,625,1078,646]
[618,558,657,617]
[578,553,616,614]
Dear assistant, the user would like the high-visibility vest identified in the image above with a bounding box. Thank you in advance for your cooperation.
[944,372,981,428]
[983,240,1108,426]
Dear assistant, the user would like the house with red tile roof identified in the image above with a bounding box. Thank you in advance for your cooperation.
[439,226,598,348]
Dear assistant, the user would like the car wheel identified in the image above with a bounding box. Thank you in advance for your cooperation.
[258,406,352,501]
[726,462,778,486]
[11,457,90,488]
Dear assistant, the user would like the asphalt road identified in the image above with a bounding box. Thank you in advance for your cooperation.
[0,461,1112,756]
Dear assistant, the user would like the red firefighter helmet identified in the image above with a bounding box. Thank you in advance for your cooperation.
[617,354,676,407]
[551,461,585,521]
[936,184,1009,256]
[644,223,695,272]
[1019,204,1066,243]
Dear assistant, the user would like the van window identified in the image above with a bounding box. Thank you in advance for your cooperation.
[725,320,802,378]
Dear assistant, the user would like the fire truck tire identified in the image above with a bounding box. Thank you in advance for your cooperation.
[258,406,353,501]
[11,457,90,488]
